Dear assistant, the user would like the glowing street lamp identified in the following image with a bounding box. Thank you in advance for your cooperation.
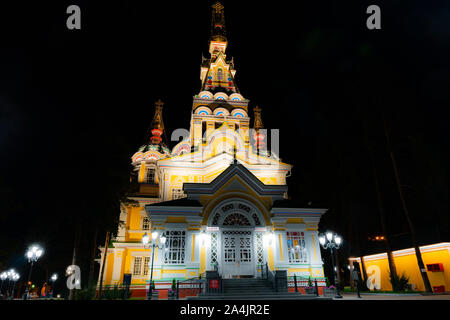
[319,231,343,298]
[142,231,166,300]
[0,272,8,297]
[23,245,44,300]
[5,269,19,299]
[10,273,20,299]
[50,273,58,298]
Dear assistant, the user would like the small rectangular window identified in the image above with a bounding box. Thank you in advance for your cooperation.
[164,230,186,264]
[286,231,307,263]
[146,168,155,183]
[142,217,150,230]
[202,122,207,142]
[143,257,151,275]
[133,257,142,276]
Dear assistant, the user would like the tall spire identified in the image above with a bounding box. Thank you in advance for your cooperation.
[210,1,226,42]
[199,1,240,94]
[150,99,165,144]
[209,2,228,57]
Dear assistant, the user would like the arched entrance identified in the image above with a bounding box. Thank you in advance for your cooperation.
[207,199,266,278]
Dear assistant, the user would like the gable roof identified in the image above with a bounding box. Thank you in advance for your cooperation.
[183,161,287,199]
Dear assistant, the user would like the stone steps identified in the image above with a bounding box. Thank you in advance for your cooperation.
[186,278,330,300]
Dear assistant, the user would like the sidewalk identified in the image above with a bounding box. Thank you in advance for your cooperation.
[336,292,450,300]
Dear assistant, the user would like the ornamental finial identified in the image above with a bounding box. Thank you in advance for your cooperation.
[149,99,165,145]
[253,106,264,131]
[210,1,226,42]
[151,99,165,131]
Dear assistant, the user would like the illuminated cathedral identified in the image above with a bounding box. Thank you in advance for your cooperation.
[97,2,326,297]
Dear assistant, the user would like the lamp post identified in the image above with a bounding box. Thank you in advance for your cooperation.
[0,272,7,298]
[142,231,166,300]
[10,273,20,299]
[23,245,44,300]
[5,269,19,299]
[50,274,58,298]
[6,269,14,298]
[319,231,343,298]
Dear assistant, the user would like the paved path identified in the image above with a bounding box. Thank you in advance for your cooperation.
[335,292,450,300]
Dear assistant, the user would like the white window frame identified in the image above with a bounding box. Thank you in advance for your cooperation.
[146,168,155,183]
[143,257,151,276]
[133,257,143,276]
[286,231,308,263]
[142,217,150,230]
[164,230,186,264]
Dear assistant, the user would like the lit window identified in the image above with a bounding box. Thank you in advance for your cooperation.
[172,188,186,200]
[133,257,142,276]
[142,217,150,230]
[287,232,307,263]
[143,257,150,276]
[164,231,186,264]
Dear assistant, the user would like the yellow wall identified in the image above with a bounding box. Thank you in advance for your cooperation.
[353,244,450,292]
[104,252,115,285]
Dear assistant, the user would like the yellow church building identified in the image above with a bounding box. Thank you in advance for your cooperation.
[97,2,327,298]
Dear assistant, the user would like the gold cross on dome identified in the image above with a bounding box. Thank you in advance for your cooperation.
[155,99,164,107]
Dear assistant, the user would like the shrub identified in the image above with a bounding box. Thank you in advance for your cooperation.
[74,285,96,300]
[100,285,130,300]
[172,279,177,291]
[389,272,410,292]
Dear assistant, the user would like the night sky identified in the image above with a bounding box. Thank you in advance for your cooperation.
[0,0,449,295]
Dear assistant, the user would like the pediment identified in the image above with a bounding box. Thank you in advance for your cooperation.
[183,162,287,201]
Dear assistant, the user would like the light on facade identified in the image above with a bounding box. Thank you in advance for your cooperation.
[151,231,158,241]
[160,234,167,246]
[264,231,275,247]
[199,232,208,247]
[142,232,150,245]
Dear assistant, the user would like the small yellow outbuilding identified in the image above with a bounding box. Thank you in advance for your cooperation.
[350,242,450,293]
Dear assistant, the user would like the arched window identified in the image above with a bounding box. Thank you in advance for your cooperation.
[222,213,251,226]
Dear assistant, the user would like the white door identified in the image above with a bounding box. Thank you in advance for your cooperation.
[222,230,254,278]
